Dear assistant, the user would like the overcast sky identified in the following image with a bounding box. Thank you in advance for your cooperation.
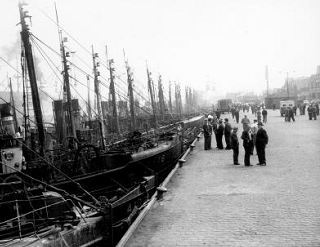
[1,0,320,100]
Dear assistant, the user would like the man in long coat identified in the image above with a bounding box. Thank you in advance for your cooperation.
[231,127,240,165]
[241,115,250,131]
[235,108,240,123]
[241,129,253,166]
[203,118,212,150]
[256,122,269,166]
[224,118,232,149]
[216,119,224,149]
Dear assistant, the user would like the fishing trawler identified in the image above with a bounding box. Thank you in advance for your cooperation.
[0,3,204,246]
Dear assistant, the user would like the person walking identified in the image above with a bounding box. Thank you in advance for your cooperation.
[216,119,224,149]
[202,118,212,150]
[312,104,317,120]
[231,106,235,119]
[224,118,232,149]
[288,107,295,122]
[231,127,240,165]
[262,108,268,124]
[293,105,297,116]
[256,108,262,123]
[241,128,253,166]
[256,122,269,166]
[241,115,250,131]
[307,105,313,120]
[235,108,240,124]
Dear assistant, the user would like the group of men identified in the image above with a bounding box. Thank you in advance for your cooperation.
[203,114,269,167]
[284,107,296,122]
[203,117,232,150]
[284,103,319,121]
[230,104,268,125]
[307,104,318,120]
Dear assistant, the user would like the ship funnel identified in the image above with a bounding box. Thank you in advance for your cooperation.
[0,103,15,136]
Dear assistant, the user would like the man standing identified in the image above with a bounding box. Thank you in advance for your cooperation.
[256,122,269,166]
[288,107,295,122]
[231,106,235,119]
[307,105,313,120]
[216,119,224,149]
[312,104,317,120]
[224,118,232,149]
[231,127,240,165]
[241,128,253,166]
[257,108,262,123]
[202,118,212,150]
[235,107,240,124]
[262,108,268,123]
[250,119,258,155]
[241,115,250,131]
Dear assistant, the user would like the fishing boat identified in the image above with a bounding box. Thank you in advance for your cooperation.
[0,3,204,246]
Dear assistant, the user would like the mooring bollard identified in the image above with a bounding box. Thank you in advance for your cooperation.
[197,134,201,141]
[178,158,186,167]
[190,143,196,152]
[156,186,167,200]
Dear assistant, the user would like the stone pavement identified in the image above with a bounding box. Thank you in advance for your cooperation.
[126,110,320,247]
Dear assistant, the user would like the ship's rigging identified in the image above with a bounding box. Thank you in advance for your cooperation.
[0,3,204,246]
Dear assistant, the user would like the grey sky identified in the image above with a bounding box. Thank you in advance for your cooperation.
[1,0,320,99]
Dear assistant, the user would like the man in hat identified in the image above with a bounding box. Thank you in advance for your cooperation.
[241,115,250,131]
[202,118,212,150]
[250,119,258,155]
[255,122,269,166]
[241,127,253,166]
[224,118,232,149]
[234,107,240,123]
[216,119,224,149]
[262,108,268,123]
[231,127,240,165]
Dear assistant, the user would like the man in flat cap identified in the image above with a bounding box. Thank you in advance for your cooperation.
[256,122,269,166]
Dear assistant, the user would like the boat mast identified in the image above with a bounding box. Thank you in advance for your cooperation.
[175,83,182,118]
[60,38,77,141]
[106,47,120,135]
[147,67,157,127]
[123,51,136,131]
[91,46,105,148]
[86,75,92,121]
[54,3,77,143]
[158,75,165,120]
[168,81,172,114]
[9,78,18,132]
[21,48,28,139]
[19,3,45,155]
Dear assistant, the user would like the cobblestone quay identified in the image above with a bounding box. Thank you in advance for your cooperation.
[126,110,320,247]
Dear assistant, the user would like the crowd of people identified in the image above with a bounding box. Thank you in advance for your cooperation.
[203,105,269,167]
[203,100,319,166]
[284,103,319,122]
